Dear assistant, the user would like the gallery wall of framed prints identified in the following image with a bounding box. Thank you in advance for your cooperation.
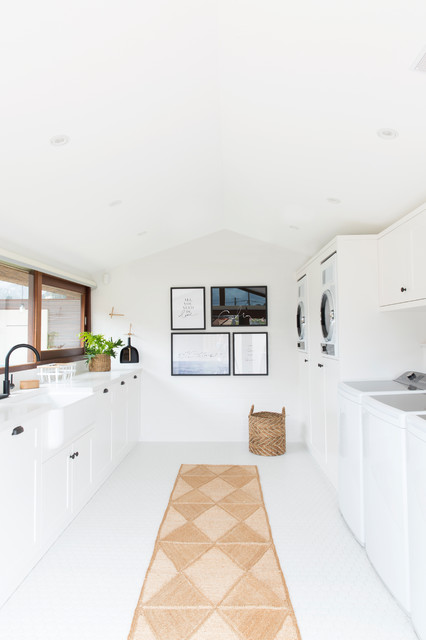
[170,286,269,376]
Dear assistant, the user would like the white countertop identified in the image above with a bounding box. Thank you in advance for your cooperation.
[0,365,142,430]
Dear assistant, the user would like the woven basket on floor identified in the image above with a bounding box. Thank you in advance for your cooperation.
[249,405,286,456]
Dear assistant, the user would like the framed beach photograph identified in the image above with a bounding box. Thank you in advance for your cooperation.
[211,286,267,326]
[171,287,206,330]
[171,332,231,376]
[233,332,268,375]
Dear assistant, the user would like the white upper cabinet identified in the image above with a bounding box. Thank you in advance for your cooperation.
[378,203,426,307]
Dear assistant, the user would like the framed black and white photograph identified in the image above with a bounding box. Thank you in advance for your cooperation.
[171,332,231,376]
[171,287,205,330]
[211,286,267,326]
[233,332,268,375]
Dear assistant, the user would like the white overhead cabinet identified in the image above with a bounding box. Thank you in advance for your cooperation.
[378,203,426,308]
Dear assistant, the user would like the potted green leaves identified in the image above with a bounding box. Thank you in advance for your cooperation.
[79,332,124,372]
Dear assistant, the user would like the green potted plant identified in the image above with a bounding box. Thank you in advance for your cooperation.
[79,332,124,372]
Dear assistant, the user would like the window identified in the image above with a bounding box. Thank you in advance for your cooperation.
[0,263,91,373]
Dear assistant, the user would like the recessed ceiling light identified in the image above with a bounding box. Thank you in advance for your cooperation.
[327,198,341,204]
[377,128,398,140]
[289,225,299,230]
[109,200,122,207]
[50,134,69,146]
[137,231,147,236]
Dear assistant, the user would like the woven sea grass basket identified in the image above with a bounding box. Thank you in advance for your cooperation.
[249,405,286,456]
[88,354,111,372]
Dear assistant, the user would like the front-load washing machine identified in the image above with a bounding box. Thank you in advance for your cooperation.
[406,414,426,640]
[338,371,426,547]
[363,391,426,613]
[296,274,307,351]
[320,253,337,356]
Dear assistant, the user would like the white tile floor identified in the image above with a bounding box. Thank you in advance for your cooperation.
[0,442,418,640]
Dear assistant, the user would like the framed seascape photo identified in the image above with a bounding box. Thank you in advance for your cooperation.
[211,286,267,326]
[171,332,231,376]
[233,332,268,375]
[171,287,206,330]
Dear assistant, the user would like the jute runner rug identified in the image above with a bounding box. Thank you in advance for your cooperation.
[128,464,301,640]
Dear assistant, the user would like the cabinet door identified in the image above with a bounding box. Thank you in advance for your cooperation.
[111,381,128,463]
[409,208,426,301]
[298,353,311,444]
[0,416,40,606]
[92,388,112,484]
[127,374,141,445]
[309,360,326,463]
[71,429,93,514]
[378,224,411,306]
[41,445,71,546]
[324,358,340,488]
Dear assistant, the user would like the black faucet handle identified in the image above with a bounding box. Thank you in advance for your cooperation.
[9,374,15,390]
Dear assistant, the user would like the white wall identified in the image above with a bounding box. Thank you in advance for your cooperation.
[92,231,308,442]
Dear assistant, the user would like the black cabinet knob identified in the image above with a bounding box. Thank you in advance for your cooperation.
[103,388,109,393]
[401,287,407,292]
[11,426,24,436]
[121,380,125,385]
[318,363,324,368]
[304,359,308,363]
[75,451,79,457]
[70,453,75,459]
[133,375,137,379]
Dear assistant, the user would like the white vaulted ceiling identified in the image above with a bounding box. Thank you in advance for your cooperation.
[1,0,426,276]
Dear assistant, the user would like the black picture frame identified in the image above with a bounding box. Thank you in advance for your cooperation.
[233,332,268,375]
[210,286,268,327]
[170,287,206,330]
[171,332,231,376]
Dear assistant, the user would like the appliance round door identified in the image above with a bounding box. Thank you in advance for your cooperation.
[321,289,335,342]
[296,301,305,340]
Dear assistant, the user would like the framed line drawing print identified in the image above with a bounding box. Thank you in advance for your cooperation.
[171,287,206,330]
[233,332,268,375]
[211,286,267,326]
[171,332,231,376]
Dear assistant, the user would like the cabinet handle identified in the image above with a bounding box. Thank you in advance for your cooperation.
[121,380,125,385]
[11,426,24,436]
[70,453,75,459]
[304,359,308,363]
[318,363,324,368]
[133,375,137,379]
[75,451,79,457]
[103,388,109,393]
[401,287,407,292]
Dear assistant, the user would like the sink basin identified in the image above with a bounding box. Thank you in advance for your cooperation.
[39,390,96,459]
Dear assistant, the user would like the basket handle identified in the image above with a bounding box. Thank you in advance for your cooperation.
[282,407,286,416]
[249,405,254,416]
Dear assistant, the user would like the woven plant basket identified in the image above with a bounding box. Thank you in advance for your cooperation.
[88,354,111,372]
[249,405,286,456]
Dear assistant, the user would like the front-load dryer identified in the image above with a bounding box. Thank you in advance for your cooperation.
[320,253,337,356]
[296,274,307,352]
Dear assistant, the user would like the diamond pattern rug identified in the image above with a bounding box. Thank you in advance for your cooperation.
[128,464,301,640]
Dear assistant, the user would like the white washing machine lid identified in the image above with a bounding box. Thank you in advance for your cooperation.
[407,414,426,441]
[341,380,409,394]
[364,392,426,415]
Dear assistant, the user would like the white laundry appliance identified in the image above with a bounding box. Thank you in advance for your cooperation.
[406,413,426,640]
[320,253,337,356]
[338,372,426,547]
[363,391,426,613]
[296,274,307,352]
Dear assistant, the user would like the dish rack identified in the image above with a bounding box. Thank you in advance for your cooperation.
[37,363,76,384]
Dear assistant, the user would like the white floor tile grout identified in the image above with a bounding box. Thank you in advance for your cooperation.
[0,442,417,640]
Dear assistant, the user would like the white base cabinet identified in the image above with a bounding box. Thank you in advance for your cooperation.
[0,368,141,608]
[0,415,42,607]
